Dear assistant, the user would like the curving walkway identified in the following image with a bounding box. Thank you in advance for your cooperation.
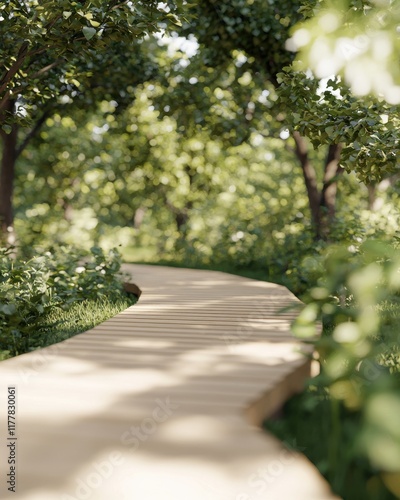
[0,264,337,499]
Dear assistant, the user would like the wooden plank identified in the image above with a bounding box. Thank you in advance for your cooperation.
[0,264,337,500]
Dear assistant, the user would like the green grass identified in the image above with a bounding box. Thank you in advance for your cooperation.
[37,296,137,346]
[0,295,137,360]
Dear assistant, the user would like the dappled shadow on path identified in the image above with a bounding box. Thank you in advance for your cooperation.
[0,265,331,500]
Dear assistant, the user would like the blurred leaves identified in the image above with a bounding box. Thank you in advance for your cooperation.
[292,240,400,486]
[289,0,400,103]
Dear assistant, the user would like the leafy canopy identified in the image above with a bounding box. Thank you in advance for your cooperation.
[0,0,187,128]
[278,0,400,183]
[289,0,400,103]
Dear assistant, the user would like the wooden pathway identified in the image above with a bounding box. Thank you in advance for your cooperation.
[0,264,337,500]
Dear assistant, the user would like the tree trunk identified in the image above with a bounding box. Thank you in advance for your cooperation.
[366,176,398,211]
[175,211,189,234]
[292,132,343,241]
[0,100,17,245]
[0,104,51,245]
[62,199,74,222]
[367,183,376,211]
[319,144,343,240]
[292,131,321,235]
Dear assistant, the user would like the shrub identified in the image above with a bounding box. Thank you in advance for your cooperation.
[0,245,128,357]
[291,240,400,497]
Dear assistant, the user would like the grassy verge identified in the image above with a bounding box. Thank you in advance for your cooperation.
[0,245,138,360]
[0,294,137,361]
[35,296,137,348]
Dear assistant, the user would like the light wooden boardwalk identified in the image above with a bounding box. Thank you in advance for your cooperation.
[0,264,337,500]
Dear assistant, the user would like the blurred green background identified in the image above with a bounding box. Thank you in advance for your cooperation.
[1,1,400,498]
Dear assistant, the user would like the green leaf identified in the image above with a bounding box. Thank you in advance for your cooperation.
[166,13,182,27]
[0,303,16,316]
[1,125,12,134]
[63,11,72,19]
[82,26,96,41]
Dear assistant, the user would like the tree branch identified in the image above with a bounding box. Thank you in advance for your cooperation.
[0,91,12,115]
[30,59,64,79]
[0,57,63,115]
[44,14,62,32]
[110,1,130,10]
[16,109,51,159]
[319,143,343,239]
[0,42,30,95]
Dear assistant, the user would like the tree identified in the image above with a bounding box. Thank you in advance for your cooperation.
[277,0,400,186]
[288,0,400,104]
[17,81,321,275]
[0,0,185,124]
[0,0,186,242]
[17,42,397,293]
[278,70,400,183]
[180,0,345,239]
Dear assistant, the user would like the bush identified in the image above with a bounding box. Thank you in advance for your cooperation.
[290,240,400,498]
[0,245,128,357]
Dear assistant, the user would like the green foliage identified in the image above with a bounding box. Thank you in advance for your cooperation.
[0,245,128,356]
[290,0,400,103]
[265,388,396,499]
[0,0,188,126]
[272,0,400,184]
[0,2,399,497]
[14,79,400,296]
[290,240,400,496]
[278,70,400,182]
[183,0,302,82]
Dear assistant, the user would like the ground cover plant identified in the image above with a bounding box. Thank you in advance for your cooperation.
[266,241,400,500]
[0,245,136,359]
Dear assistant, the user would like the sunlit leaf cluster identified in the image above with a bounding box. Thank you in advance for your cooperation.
[293,240,400,491]
[290,0,400,103]
[278,69,400,182]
